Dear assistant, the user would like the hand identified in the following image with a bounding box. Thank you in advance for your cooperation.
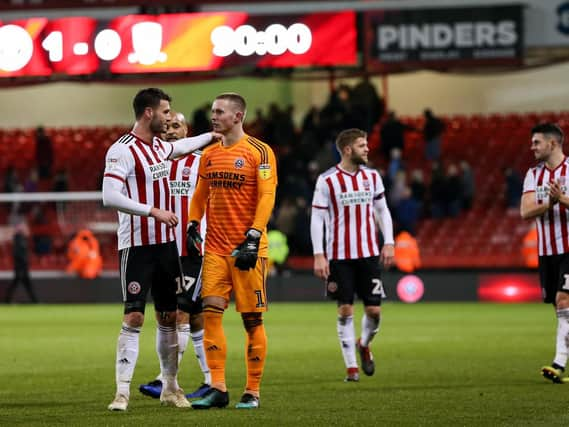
[231,229,261,271]
[380,244,395,268]
[186,221,203,258]
[313,253,329,280]
[150,207,178,227]
[211,132,224,142]
[549,180,562,205]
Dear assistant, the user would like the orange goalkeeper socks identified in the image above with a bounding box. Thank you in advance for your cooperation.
[244,321,267,396]
[203,306,227,392]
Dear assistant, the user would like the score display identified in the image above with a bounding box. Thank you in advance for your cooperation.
[0,11,357,78]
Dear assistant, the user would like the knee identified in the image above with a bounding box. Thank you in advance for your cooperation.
[364,306,381,320]
[176,310,190,326]
[124,311,144,328]
[189,313,204,331]
[556,292,569,310]
[156,310,177,326]
[203,296,226,312]
[337,304,354,318]
[242,313,263,331]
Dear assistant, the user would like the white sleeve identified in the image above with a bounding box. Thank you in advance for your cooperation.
[373,170,386,198]
[102,144,152,216]
[373,197,394,245]
[310,175,329,255]
[168,133,213,159]
[311,174,329,208]
[310,207,327,255]
[102,176,152,216]
[523,169,535,193]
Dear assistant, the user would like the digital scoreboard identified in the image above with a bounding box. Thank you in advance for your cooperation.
[0,11,357,78]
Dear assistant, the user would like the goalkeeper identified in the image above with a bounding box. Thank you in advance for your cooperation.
[187,93,277,410]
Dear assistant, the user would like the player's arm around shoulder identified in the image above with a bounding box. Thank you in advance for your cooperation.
[188,151,210,224]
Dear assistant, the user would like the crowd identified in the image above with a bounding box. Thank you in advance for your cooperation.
[1,80,525,262]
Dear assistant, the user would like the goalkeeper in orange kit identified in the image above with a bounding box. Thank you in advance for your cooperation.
[187,93,277,409]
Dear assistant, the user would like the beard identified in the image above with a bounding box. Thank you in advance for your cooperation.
[149,116,164,134]
[351,153,368,165]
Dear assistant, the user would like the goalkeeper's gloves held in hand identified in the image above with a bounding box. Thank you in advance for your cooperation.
[231,228,261,271]
[186,221,203,258]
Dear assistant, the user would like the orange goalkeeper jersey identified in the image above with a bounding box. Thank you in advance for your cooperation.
[190,134,277,257]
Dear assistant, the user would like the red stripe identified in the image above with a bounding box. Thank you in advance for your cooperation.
[546,169,556,255]
[312,205,328,210]
[170,159,180,249]
[146,145,163,245]
[337,172,350,258]
[350,174,363,258]
[181,156,196,256]
[326,176,339,260]
[130,145,149,245]
[361,169,375,255]
[560,164,569,253]
[536,167,546,255]
[104,173,125,182]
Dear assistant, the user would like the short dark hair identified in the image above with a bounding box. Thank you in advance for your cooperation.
[133,88,171,119]
[215,93,247,113]
[531,122,564,145]
[335,128,367,153]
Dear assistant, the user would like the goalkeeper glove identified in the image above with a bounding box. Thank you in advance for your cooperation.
[231,228,261,271]
[185,221,203,258]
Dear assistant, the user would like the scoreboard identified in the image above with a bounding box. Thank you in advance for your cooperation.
[0,11,357,78]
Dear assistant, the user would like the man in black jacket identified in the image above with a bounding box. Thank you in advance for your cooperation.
[5,220,38,303]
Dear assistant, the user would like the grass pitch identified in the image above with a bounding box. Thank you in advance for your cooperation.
[1,302,568,426]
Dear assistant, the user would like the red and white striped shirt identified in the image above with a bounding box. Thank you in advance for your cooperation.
[104,132,174,250]
[312,165,385,260]
[169,152,205,256]
[523,157,569,256]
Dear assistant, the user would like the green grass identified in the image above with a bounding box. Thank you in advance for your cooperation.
[1,302,569,426]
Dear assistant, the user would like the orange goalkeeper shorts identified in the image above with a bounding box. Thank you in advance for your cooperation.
[201,251,268,313]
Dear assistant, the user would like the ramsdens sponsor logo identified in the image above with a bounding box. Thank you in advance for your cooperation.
[206,171,246,190]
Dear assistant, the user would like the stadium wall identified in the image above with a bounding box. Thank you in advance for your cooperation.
[0,270,540,304]
[0,77,293,128]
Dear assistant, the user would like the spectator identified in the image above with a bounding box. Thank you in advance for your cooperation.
[380,111,414,161]
[66,229,103,279]
[394,231,421,273]
[29,204,53,255]
[35,126,53,179]
[191,103,211,136]
[444,163,462,217]
[5,219,38,303]
[429,162,446,219]
[387,148,404,182]
[504,167,523,209]
[247,108,267,139]
[52,169,69,192]
[409,169,426,212]
[3,167,21,193]
[460,161,475,210]
[274,196,299,239]
[23,168,39,193]
[350,75,384,132]
[423,109,445,161]
[388,170,407,208]
[395,186,420,235]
